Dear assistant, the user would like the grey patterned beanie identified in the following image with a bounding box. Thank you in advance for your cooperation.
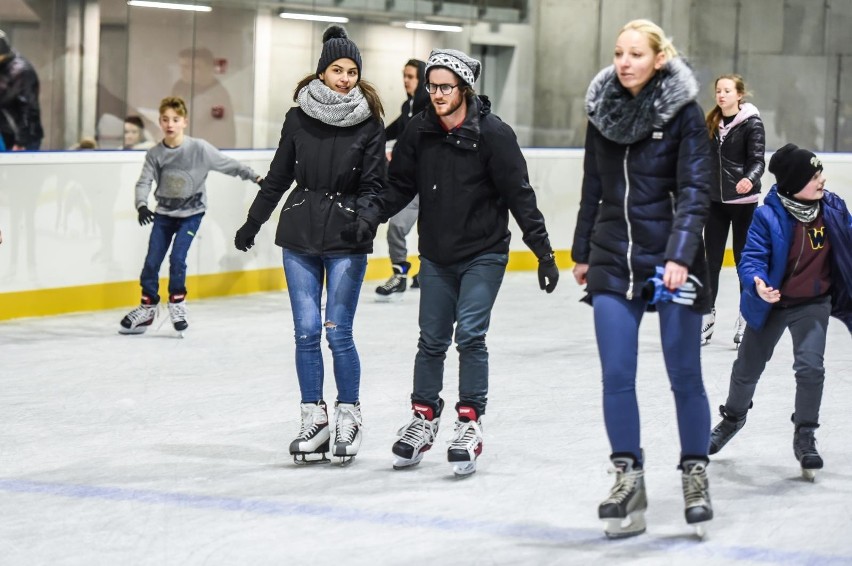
[425,48,481,86]
[316,25,362,79]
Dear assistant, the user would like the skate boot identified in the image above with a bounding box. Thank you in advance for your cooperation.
[681,458,713,537]
[375,261,410,301]
[168,293,188,336]
[598,455,647,539]
[392,400,442,469]
[709,404,748,455]
[411,273,420,289]
[733,312,746,348]
[447,405,483,477]
[793,418,823,481]
[289,401,331,464]
[332,402,363,465]
[700,307,715,346]
[119,295,157,334]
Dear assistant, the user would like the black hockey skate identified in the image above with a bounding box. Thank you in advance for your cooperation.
[332,402,363,465]
[376,262,410,302]
[119,295,157,335]
[392,401,442,469]
[681,459,713,537]
[447,405,483,477]
[793,420,823,481]
[289,401,331,465]
[168,293,188,337]
[599,456,647,539]
[709,404,749,455]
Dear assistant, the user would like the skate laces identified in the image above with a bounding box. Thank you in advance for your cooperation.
[335,405,362,444]
[379,274,403,292]
[127,304,157,326]
[168,301,187,323]
[449,419,483,454]
[796,429,818,455]
[297,405,328,439]
[604,465,643,504]
[682,463,709,506]
[397,413,436,448]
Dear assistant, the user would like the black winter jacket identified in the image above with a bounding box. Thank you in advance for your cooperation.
[247,106,386,255]
[366,95,552,265]
[709,111,765,203]
[0,50,43,148]
[573,97,712,312]
[384,60,429,141]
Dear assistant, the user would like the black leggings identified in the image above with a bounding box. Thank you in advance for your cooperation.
[704,200,757,306]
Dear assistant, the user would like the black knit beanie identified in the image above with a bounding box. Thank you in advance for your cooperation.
[316,25,362,80]
[769,143,823,197]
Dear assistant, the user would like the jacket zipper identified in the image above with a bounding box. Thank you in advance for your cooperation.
[623,147,635,299]
[718,135,725,201]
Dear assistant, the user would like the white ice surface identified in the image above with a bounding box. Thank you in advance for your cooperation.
[1,269,851,565]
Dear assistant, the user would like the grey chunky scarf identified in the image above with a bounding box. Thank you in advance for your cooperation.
[778,192,820,223]
[297,79,371,127]
[585,57,700,145]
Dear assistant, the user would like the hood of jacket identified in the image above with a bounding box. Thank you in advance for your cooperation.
[585,57,700,144]
[718,102,760,142]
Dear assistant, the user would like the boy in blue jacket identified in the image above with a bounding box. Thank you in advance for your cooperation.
[709,144,852,479]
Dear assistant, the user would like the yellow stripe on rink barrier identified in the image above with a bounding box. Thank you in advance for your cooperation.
[0,249,734,322]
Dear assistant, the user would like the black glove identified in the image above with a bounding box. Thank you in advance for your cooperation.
[137,205,155,226]
[538,252,559,293]
[341,217,375,244]
[234,218,261,252]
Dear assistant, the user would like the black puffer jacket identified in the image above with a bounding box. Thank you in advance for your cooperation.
[366,95,552,265]
[709,106,765,203]
[0,50,43,148]
[572,59,712,312]
[248,106,385,255]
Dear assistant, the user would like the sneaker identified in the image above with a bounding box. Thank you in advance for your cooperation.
[709,404,748,454]
[733,312,746,347]
[392,401,442,469]
[681,459,713,525]
[599,456,647,539]
[447,405,483,477]
[119,295,157,334]
[168,293,188,332]
[333,402,363,463]
[793,418,823,479]
[701,307,715,346]
[289,401,331,464]
[376,261,410,299]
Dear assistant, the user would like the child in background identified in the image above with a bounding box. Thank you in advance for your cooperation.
[120,96,261,336]
[709,143,852,480]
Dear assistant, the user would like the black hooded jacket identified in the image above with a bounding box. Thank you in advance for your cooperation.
[364,95,553,266]
[0,49,43,148]
[384,59,429,141]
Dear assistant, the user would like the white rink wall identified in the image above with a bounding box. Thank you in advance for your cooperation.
[1,148,851,296]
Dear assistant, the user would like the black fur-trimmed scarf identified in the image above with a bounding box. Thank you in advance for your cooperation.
[585,57,700,145]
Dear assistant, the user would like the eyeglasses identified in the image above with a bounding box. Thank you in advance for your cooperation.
[425,83,460,95]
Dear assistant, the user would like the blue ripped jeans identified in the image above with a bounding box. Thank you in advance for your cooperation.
[283,250,367,404]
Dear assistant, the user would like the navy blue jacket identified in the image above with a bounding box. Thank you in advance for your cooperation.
[738,187,852,332]
[572,100,713,311]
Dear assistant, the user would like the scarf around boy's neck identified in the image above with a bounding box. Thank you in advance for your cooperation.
[297,79,371,127]
[778,192,820,224]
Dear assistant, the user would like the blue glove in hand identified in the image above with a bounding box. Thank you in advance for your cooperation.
[641,265,702,306]
[341,217,375,244]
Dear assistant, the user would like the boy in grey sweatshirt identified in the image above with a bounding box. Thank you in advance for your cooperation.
[120,96,261,336]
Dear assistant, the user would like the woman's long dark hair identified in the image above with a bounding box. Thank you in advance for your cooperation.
[293,73,384,121]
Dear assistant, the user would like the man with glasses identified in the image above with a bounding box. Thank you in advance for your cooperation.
[342,48,559,476]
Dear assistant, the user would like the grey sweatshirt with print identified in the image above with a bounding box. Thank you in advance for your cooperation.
[135,137,259,217]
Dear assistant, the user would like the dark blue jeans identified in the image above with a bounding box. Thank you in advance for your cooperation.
[283,250,367,404]
[412,252,508,416]
[592,292,710,463]
[140,212,204,302]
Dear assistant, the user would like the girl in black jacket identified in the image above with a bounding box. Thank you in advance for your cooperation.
[234,26,385,466]
[703,74,766,347]
[571,19,713,538]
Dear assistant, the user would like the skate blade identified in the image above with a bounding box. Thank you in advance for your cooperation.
[375,293,404,303]
[118,327,148,335]
[335,455,356,466]
[694,524,709,539]
[452,462,477,477]
[292,452,330,465]
[176,331,185,339]
[802,468,816,481]
[392,454,423,470]
[603,512,646,539]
